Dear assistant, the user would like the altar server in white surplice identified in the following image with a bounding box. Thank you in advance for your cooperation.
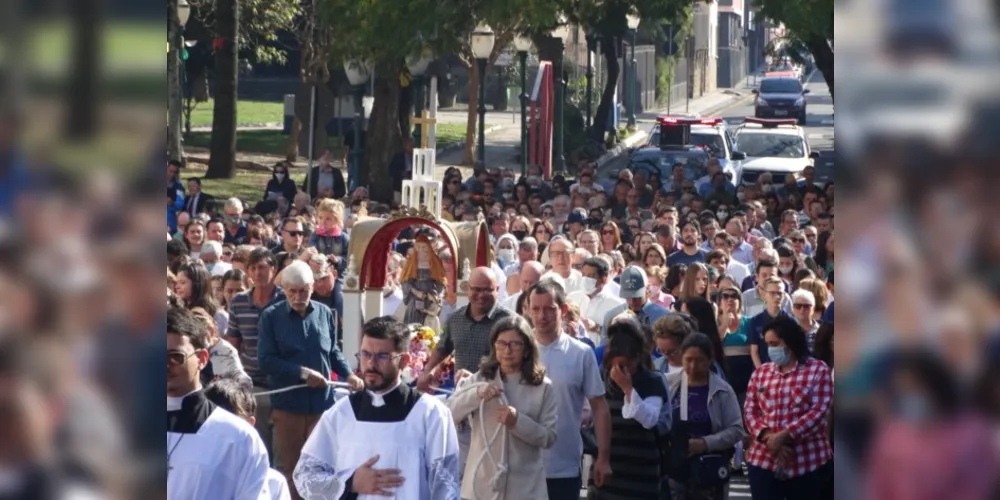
[166,307,271,500]
[293,316,461,500]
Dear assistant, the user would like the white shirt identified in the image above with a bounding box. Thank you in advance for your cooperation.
[557,269,584,295]
[568,286,626,345]
[267,469,291,500]
[727,260,750,285]
[382,287,404,316]
[501,291,521,312]
[620,388,663,429]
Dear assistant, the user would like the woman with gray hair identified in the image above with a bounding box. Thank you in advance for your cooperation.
[447,315,557,500]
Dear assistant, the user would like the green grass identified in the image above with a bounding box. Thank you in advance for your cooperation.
[32,22,164,71]
[190,100,285,127]
[186,129,292,157]
[435,123,467,147]
[184,164,308,203]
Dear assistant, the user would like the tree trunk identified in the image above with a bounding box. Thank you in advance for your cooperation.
[205,0,239,179]
[286,117,301,162]
[64,0,101,141]
[167,0,183,160]
[805,36,834,102]
[590,35,620,143]
[399,78,413,140]
[463,62,480,166]
[364,71,403,204]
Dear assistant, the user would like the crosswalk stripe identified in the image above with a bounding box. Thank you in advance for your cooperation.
[821,119,834,125]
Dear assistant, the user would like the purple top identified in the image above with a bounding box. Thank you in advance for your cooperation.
[671,384,714,438]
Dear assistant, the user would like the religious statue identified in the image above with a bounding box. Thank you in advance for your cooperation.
[395,235,448,333]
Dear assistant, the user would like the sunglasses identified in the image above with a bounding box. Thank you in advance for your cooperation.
[791,237,806,243]
[720,292,739,300]
[167,350,199,366]
[285,230,304,236]
[793,303,814,310]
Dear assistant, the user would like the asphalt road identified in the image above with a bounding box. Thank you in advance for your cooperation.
[600,70,835,184]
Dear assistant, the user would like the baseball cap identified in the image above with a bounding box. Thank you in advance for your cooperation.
[619,266,648,299]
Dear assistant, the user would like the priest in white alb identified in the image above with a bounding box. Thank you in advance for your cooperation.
[166,306,271,499]
[293,316,461,500]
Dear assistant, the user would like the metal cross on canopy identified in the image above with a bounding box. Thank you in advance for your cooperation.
[412,110,437,149]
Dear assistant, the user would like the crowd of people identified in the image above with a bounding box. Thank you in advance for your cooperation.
[166,156,838,500]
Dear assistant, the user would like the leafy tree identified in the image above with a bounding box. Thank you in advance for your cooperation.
[205,0,238,179]
[187,0,299,66]
[754,0,833,98]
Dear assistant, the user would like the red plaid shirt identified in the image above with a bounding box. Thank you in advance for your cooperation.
[743,357,833,477]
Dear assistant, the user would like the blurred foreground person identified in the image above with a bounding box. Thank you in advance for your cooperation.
[866,350,998,500]
[167,307,271,499]
[293,316,460,499]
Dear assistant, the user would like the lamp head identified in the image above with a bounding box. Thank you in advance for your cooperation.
[626,8,641,30]
[513,35,532,53]
[177,0,191,26]
[471,23,496,59]
[343,60,371,86]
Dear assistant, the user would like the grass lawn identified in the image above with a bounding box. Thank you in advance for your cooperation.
[435,123,467,147]
[185,164,308,203]
[32,22,163,71]
[190,100,285,127]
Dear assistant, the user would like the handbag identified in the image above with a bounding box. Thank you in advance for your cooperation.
[665,373,731,487]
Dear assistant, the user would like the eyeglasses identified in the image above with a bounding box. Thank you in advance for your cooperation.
[167,350,198,366]
[286,230,304,236]
[720,292,739,300]
[222,251,234,258]
[791,237,805,243]
[355,351,401,363]
[793,303,814,310]
[495,340,525,352]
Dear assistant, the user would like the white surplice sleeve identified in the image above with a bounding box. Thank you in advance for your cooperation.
[423,399,461,500]
[234,428,273,499]
[294,408,353,500]
[620,388,663,430]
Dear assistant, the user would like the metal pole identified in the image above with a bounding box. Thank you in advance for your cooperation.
[518,51,528,177]
[554,54,565,172]
[352,85,364,187]
[477,58,488,165]
[628,29,637,127]
[667,25,673,113]
[307,83,317,192]
[585,35,595,129]
[428,76,438,148]
[412,74,424,146]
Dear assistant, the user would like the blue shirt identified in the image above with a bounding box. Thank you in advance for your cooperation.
[667,248,707,267]
[167,180,185,234]
[224,224,248,245]
[748,308,791,364]
[257,300,352,414]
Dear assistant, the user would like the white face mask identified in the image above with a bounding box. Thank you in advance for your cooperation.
[737,192,746,202]
[276,173,286,181]
[778,265,794,274]
[581,277,597,294]
[762,184,773,194]
[498,248,516,263]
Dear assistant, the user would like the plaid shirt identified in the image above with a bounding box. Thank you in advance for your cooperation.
[436,303,513,373]
[744,356,833,477]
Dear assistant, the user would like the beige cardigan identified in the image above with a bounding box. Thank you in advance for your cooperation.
[447,370,558,500]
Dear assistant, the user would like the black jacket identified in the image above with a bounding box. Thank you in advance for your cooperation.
[263,177,297,203]
[303,166,347,200]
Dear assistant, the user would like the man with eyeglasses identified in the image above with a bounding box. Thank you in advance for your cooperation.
[748,276,792,367]
[257,261,363,500]
[271,216,306,256]
[167,306,271,499]
[295,316,460,499]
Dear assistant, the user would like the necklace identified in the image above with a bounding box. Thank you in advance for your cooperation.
[167,434,186,473]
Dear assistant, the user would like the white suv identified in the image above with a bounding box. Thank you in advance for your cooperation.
[732,117,820,186]
[646,116,746,183]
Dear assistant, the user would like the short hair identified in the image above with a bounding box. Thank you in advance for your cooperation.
[530,279,567,307]
[232,245,255,265]
[282,261,315,287]
[187,177,202,186]
[519,237,538,250]
[167,306,210,350]
[706,249,729,263]
[201,240,222,258]
[168,239,188,259]
[224,197,244,214]
[791,288,816,305]
[247,248,275,268]
[582,257,610,279]
[652,313,697,341]
[681,219,701,234]
[361,316,411,353]
[204,378,257,421]
[756,258,777,275]
[282,216,305,229]
[761,275,784,289]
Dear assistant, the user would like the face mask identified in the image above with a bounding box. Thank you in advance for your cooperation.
[896,394,932,422]
[762,184,773,194]
[737,192,746,202]
[778,265,794,274]
[511,230,527,240]
[276,173,286,181]
[717,210,729,220]
[581,277,597,294]
[205,262,216,272]
[226,215,242,226]
[768,346,790,366]
[528,175,542,187]
[498,249,516,263]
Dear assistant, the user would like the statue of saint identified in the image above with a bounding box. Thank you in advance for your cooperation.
[395,235,448,332]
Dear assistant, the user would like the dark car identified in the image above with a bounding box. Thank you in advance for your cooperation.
[753,76,811,125]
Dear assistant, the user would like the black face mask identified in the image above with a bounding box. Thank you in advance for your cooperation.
[511,230,527,240]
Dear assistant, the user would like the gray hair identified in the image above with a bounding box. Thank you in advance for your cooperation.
[519,237,538,250]
[224,197,244,214]
[791,288,816,305]
[201,240,222,258]
[281,261,315,287]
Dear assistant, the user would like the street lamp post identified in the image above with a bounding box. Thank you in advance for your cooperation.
[551,22,569,173]
[626,10,640,127]
[513,35,532,177]
[168,0,191,162]
[585,34,596,129]
[406,47,433,146]
[471,24,496,166]
[344,61,371,190]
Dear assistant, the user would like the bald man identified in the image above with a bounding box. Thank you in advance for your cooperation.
[501,260,544,312]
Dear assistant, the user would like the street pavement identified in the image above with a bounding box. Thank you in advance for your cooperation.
[598,70,835,183]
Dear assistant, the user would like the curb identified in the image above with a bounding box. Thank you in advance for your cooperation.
[435,124,504,156]
[595,129,649,169]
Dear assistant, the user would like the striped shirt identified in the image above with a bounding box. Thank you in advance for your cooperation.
[226,286,285,387]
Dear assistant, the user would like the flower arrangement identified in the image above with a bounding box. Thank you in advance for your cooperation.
[400,324,454,389]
